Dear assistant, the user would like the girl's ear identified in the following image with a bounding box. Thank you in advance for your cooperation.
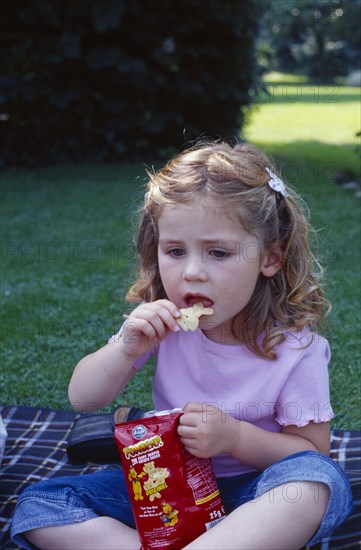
[261,242,283,278]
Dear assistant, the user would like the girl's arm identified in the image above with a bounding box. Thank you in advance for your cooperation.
[178,402,331,470]
[68,341,137,411]
[229,419,331,470]
[69,299,181,412]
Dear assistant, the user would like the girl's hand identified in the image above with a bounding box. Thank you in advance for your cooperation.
[120,300,181,358]
[178,402,239,458]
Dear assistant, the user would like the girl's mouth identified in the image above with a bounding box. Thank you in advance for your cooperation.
[183,294,214,309]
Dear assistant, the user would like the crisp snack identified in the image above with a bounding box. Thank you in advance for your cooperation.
[115,410,225,550]
[176,301,213,331]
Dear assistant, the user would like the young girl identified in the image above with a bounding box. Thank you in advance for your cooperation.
[12,141,353,549]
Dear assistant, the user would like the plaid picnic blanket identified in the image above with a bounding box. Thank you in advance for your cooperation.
[0,405,360,549]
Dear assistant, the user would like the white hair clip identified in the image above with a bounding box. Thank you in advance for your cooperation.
[265,167,288,198]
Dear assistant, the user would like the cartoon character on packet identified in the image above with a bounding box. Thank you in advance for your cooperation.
[128,467,146,501]
[160,501,179,527]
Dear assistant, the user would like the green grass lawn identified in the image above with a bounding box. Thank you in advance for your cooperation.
[1,165,156,411]
[1,75,360,429]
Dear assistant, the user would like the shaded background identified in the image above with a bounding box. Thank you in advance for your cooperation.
[0,0,256,166]
[1,0,359,167]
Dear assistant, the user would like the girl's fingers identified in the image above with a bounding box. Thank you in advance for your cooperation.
[182,402,204,414]
[180,439,197,452]
[132,301,181,335]
[121,300,181,356]
[123,318,158,341]
[155,299,181,319]
[177,425,197,439]
[145,301,181,332]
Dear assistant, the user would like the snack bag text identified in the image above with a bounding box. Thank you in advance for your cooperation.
[114,410,225,550]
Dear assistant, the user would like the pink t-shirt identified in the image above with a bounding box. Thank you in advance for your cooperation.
[110,328,333,477]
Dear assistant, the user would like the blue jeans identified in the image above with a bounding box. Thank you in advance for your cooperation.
[11,451,353,549]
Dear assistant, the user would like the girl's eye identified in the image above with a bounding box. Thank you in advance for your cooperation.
[209,249,230,260]
[168,248,185,257]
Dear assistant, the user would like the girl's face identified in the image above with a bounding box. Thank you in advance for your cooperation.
[157,198,278,345]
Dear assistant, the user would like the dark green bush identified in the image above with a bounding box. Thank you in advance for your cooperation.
[0,0,257,167]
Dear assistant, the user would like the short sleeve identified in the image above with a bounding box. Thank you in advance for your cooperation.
[275,336,334,427]
[108,323,156,371]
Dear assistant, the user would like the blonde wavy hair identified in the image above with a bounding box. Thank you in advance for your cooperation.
[126,141,331,359]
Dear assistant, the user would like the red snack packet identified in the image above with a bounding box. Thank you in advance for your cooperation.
[114,410,226,550]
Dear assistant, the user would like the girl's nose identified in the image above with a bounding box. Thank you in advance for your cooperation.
[183,255,208,282]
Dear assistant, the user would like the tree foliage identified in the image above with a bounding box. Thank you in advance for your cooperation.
[0,0,257,167]
[256,0,361,82]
